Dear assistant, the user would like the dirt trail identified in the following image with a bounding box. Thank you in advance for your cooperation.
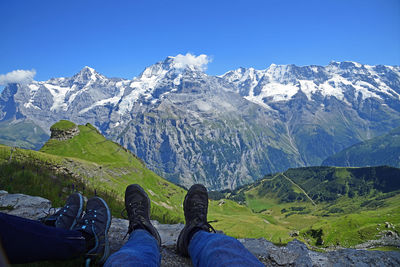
[280,173,317,206]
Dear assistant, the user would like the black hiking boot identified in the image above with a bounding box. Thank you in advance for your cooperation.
[74,197,111,266]
[39,193,84,230]
[177,184,215,257]
[124,184,161,248]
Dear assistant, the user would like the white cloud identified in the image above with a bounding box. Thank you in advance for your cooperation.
[0,69,36,85]
[172,53,211,71]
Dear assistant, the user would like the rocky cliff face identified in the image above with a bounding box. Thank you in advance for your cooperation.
[50,125,80,141]
[1,59,399,189]
[1,191,399,266]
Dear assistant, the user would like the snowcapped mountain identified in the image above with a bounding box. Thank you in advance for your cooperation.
[1,58,400,189]
[222,61,400,106]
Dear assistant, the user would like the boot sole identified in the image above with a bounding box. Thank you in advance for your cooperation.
[69,193,84,230]
[96,197,111,264]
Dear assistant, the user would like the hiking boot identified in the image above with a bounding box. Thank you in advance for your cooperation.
[177,184,215,257]
[124,184,161,247]
[39,193,84,230]
[74,197,111,266]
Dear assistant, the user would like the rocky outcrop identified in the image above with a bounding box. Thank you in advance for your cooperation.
[50,126,80,141]
[1,191,400,266]
[0,190,52,219]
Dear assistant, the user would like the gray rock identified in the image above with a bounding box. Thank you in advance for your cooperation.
[50,125,80,141]
[324,249,400,267]
[0,192,52,219]
[108,218,184,251]
[108,218,129,253]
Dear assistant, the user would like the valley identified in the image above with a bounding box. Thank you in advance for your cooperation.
[0,121,398,251]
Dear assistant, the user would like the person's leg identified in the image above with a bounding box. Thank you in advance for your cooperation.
[40,193,84,230]
[188,230,264,267]
[74,196,111,266]
[0,212,85,264]
[104,229,160,267]
[0,194,111,265]
[105,184,161,267]
[177,184,264,267]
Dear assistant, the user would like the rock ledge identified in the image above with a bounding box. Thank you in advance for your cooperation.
[1,191,399,266]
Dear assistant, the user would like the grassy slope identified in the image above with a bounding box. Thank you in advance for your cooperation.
[228,167,400,247]
[50,120,78,131]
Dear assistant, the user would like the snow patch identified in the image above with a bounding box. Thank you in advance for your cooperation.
[79,82,126,114]
[28,84,39,92]
[257,82,299,102]
[44,84,71,111]
[196,100,212,112]
[23,102,41,110]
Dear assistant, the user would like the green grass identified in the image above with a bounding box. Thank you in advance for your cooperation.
[0,150,125,217]
[304,198,400,247]
[41,124,143,167]
[246,191,277,212]
[50,120,77,131]
[221,167,400,248]
[368,246,400,252]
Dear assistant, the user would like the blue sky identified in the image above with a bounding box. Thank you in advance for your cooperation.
[0,0,399,85]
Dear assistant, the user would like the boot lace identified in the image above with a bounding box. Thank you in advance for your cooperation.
[190,202,216,233]
[122,201,147,239]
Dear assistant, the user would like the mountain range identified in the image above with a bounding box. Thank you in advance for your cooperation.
[1,57,400,189]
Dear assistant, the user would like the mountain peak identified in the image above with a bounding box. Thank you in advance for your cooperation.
[78,66,97,75]
[138,54,209,80]
[328,61,363,68]
[83,65,95,71]
[147,53,210,73]
[73,66,104,83]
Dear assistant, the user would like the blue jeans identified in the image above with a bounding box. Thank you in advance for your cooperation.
[105,229,160,267]
[0,212,85,263]
[105,229,263,267]
[189,230,264,267]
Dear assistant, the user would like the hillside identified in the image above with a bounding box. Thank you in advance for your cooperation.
[1,120,187,223]
[221,166,400,247]
[0,119,48,150]
[1,122,400,249]
[322,127,400,168]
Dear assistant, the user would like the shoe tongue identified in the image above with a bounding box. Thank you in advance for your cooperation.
[128,193,145,205]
